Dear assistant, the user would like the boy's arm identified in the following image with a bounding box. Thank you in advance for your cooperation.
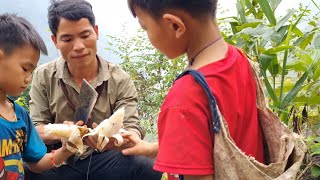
[27,147,73,173]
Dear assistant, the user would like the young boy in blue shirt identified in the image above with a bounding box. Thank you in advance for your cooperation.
[0,13,75,179]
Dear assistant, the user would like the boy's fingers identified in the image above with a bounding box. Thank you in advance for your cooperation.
[122,147,138,156]
[124,133,140,144]
[121,131,132,138]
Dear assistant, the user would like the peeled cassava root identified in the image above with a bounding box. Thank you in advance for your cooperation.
[44,107,127,154]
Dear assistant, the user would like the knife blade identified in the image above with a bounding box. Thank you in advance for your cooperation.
[73,79,98,126]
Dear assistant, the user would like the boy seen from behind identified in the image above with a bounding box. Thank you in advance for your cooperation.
[0,13,75,179]
[122,0,265,179]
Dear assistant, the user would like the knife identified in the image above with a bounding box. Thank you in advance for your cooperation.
[73,79,98,127]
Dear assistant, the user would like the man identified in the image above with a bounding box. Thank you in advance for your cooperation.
[26,0,162,179]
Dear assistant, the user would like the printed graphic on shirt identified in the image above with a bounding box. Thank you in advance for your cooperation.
[1,130,26,156]
[0,156,24,180]
[0,129,27,179]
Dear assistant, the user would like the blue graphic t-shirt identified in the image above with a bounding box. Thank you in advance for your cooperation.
[0,99,46,180]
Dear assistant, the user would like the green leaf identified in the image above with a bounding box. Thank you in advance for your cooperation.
[300,32,315,50]
[314,35,320,48]
[314,137,320,143]
[294,96,320,105]
[259,54,275,71]
[269,0,282,11]
[264,77,280,106]
[311,165,320,177]
[275,9,296,31]
[311,146,320,155]
[313,64,320,80]
[265,46,294,54]
[286,60,308,72]
[236,22,262,32]
[311,0,320,11]
[313,123,320,132]
[291,27,304,37]
[281,70,309,109]
[269,62,279,76]
[230,22,240,34]
[239,25,273,38]
[258,0,277,25]
[236,1,247,24]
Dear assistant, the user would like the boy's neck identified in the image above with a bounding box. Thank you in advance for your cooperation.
[0,92,7,104]
[186,20,228,69]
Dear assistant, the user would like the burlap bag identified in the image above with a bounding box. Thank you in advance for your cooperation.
[213,59,307,180]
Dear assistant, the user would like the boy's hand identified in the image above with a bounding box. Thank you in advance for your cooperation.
[121,132,157,159]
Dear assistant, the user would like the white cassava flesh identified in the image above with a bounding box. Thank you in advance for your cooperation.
[83,107,126,151]
[44,107,127,154]
[44,124,89,154]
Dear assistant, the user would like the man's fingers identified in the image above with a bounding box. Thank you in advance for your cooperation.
[63,121,74,125]
[75,120,84,126]
[62,120,85,126]
[92,122,98,128]
[83,135,98,149]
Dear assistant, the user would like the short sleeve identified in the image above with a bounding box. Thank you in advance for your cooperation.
[23,115,47,162]
[154,106,214,175]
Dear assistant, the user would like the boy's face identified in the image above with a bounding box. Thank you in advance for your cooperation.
[52,18,99,68]
[134,7,187,59]
[0,44,39,96]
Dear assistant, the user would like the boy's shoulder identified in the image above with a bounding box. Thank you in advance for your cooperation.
[12,100,31,124]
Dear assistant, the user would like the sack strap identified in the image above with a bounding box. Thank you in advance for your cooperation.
[176,70,221,134]
[175,70,220,180]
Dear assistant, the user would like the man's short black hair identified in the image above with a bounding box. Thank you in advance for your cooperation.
[128,0,218,19]
[0,13,48,56]
[48,0,95,37]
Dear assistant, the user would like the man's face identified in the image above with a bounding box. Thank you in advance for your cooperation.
[52,18,98,68]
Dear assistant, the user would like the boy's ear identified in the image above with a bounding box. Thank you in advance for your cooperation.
[51,35,59,49]
[163,14,186,39]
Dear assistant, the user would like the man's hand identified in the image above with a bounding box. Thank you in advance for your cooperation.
[63,120,85,126]
[82,122,138,152]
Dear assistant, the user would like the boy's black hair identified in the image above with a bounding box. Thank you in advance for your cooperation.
[48,0,95,37]
[0,13,48,56]
[128,0,218,19]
